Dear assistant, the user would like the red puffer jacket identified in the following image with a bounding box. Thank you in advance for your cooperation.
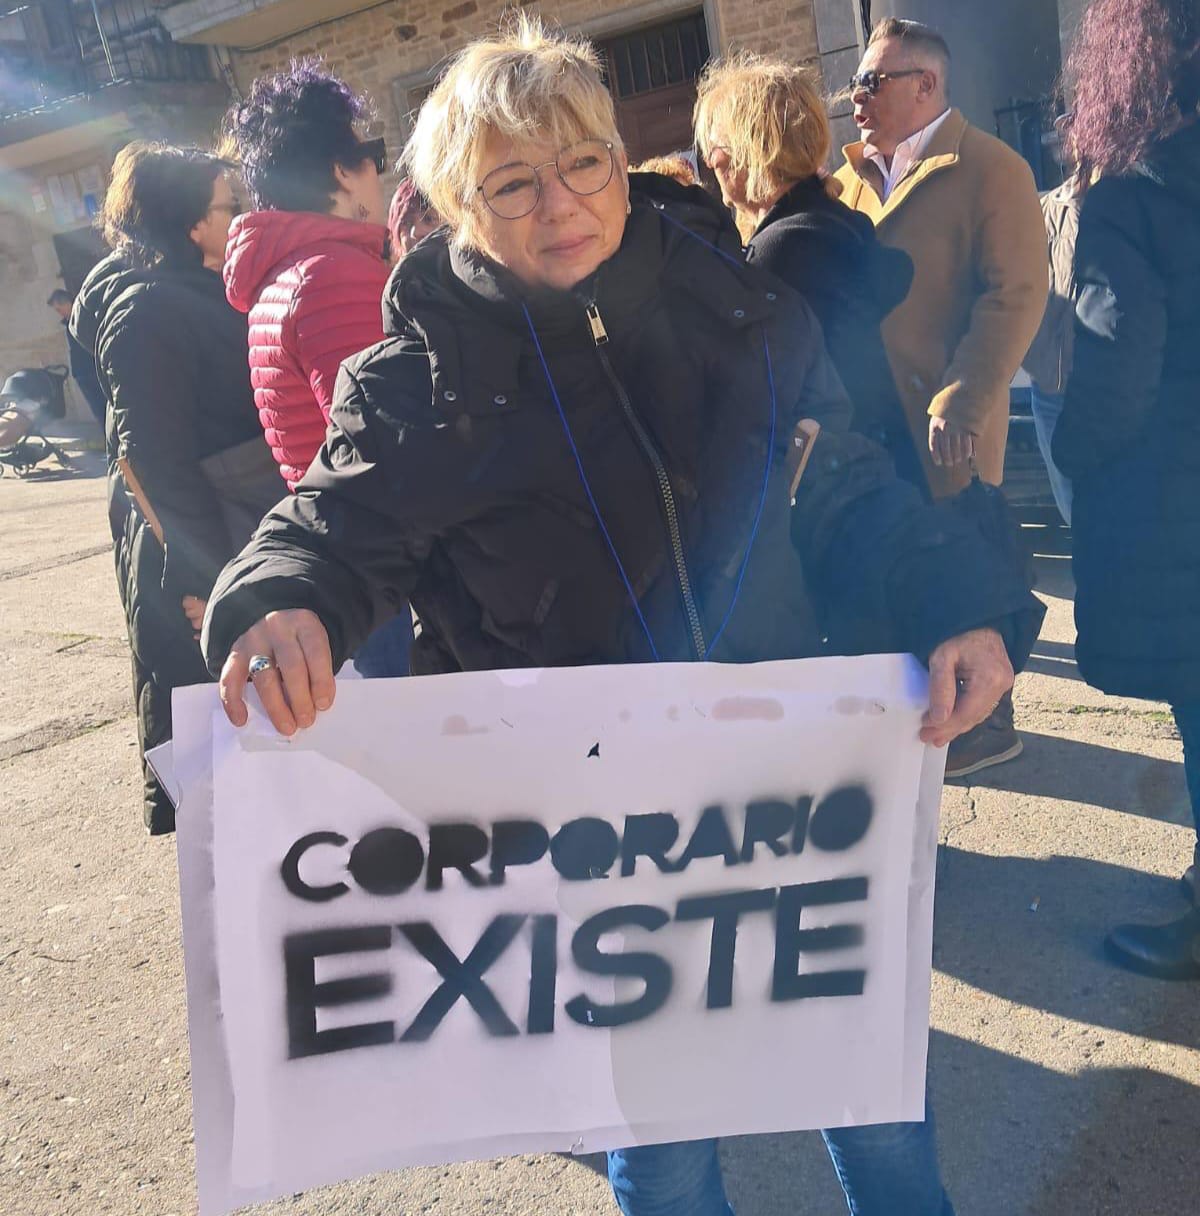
[224,211,390,489]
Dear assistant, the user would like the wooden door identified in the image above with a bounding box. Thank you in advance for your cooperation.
[598,11,711,165]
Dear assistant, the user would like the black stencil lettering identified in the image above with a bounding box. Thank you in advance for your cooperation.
[675,805,739,871]
[348,827,425,896]
[398,915,524,1040]
[809,786,873,852]
[283,926,395,1059]
[281,831,350,902]
[426,823,489,889]
[550,817,620,881]
[740,801,795,863]
[527,914,558,1035]
[772,878,868,1002]
[490,820,550,885]
[676,887,777,1009]
[565,904,672,1028]
[791,796,813,854]
[620,812,681,877]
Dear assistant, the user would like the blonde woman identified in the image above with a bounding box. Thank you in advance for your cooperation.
[203,18,1041,1215]
[695,55,925,492]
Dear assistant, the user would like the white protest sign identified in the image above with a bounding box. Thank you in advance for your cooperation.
[173,654,945,1216]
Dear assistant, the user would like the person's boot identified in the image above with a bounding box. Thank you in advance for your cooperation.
[944,689,1022,779]
[1105,907,1200,980]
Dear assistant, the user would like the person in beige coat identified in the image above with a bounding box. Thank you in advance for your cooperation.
[835,18,1047,500]
[835,18,1047,776]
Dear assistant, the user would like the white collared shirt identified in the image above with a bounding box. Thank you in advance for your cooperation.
[866,108,952,201]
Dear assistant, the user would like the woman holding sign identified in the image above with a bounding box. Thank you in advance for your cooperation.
[203,17,1041,1216]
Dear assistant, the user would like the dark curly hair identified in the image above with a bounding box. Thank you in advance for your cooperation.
[1064,0,1200,180]
[223,61,375,212]
[100,141,226,267]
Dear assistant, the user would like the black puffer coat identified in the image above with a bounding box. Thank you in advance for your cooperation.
[745,177,927,495]
[204,191,1041,682]
[73,252,276,832]
[1053,122,1200,704]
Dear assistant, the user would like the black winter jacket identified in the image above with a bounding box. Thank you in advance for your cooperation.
[1053,123,1200,703]
[73,251,273,832]
[745,177,926,494]
[204,192,1041,682]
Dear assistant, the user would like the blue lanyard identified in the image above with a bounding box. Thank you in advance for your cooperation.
[521,213,777,661]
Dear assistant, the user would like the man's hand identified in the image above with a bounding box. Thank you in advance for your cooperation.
[182,595,206,640]
[219,609,336,736]
[921,627,1014,748]
[928,416,975,467]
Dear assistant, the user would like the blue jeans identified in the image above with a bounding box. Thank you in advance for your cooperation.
[1172,702,1200,869]
[1029,386,1073,526]
[352,611,413,679]
[607,1102,953,1216]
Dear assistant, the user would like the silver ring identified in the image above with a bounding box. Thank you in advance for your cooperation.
[248,654,275,679]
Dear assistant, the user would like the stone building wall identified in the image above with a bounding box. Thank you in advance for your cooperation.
[227,1,822,164]
[0,94,227,420]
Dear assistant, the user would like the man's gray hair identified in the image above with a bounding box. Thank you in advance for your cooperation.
[868,17,951,99]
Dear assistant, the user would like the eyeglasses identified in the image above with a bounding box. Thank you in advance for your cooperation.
[208,201,242,218]
[848,69,925,96]
[703,144,732,167]
[477,140,615,220]
[357,136,388,176]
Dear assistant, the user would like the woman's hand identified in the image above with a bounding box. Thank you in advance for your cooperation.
[920,626,1014,748]
[182,595,207,640]
[219,609,336,735]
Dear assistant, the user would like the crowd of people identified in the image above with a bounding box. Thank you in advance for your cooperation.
[60,2,1200,1212]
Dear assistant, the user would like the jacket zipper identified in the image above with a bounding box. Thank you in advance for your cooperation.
[584,299,707,660]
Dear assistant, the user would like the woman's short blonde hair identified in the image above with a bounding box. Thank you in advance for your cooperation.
[401,15,623,250]
[694,54,832,209]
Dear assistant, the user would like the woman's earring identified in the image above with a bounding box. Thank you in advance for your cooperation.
[626,198,632,215]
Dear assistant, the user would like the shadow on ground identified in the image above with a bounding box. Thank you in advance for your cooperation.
[935,845,1200,1051]
[950,731,1189,826]
[1022,637,1084,683]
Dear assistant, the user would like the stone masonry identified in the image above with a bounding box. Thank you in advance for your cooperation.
[228,1,822,166]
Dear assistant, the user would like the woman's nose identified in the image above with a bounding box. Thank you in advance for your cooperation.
[536,170,579,217]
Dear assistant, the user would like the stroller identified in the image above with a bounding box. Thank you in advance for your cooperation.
[0,366,76,477]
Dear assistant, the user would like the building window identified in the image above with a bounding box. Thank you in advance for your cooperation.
[600,13,711,101]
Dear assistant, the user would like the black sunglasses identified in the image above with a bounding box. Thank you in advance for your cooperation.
[357,136,388,175]
[848,69,925,96]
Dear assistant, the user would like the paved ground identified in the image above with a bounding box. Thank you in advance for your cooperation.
[1,433,1198,1216]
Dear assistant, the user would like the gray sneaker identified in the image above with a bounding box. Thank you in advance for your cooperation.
[944,691,1023,779]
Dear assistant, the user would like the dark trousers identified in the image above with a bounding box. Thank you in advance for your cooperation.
[1171,702,1200,869]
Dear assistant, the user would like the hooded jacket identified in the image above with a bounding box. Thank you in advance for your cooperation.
[1053,122,1200,702]
[223,210,391,489]
[203,187,1042,684]
[72,250,266,832]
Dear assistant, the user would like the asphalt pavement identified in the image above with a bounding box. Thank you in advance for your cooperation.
[1,431,1197,1216]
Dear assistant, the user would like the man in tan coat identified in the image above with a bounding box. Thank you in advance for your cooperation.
[836,17,1047,775]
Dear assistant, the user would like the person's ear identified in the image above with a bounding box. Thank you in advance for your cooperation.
[333,162,356,192]
[188,216,206,251]
[918,69,939,102]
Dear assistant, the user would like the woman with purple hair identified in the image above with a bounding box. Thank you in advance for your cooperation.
[220,61,412,677]
[1052,0,1200,978]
